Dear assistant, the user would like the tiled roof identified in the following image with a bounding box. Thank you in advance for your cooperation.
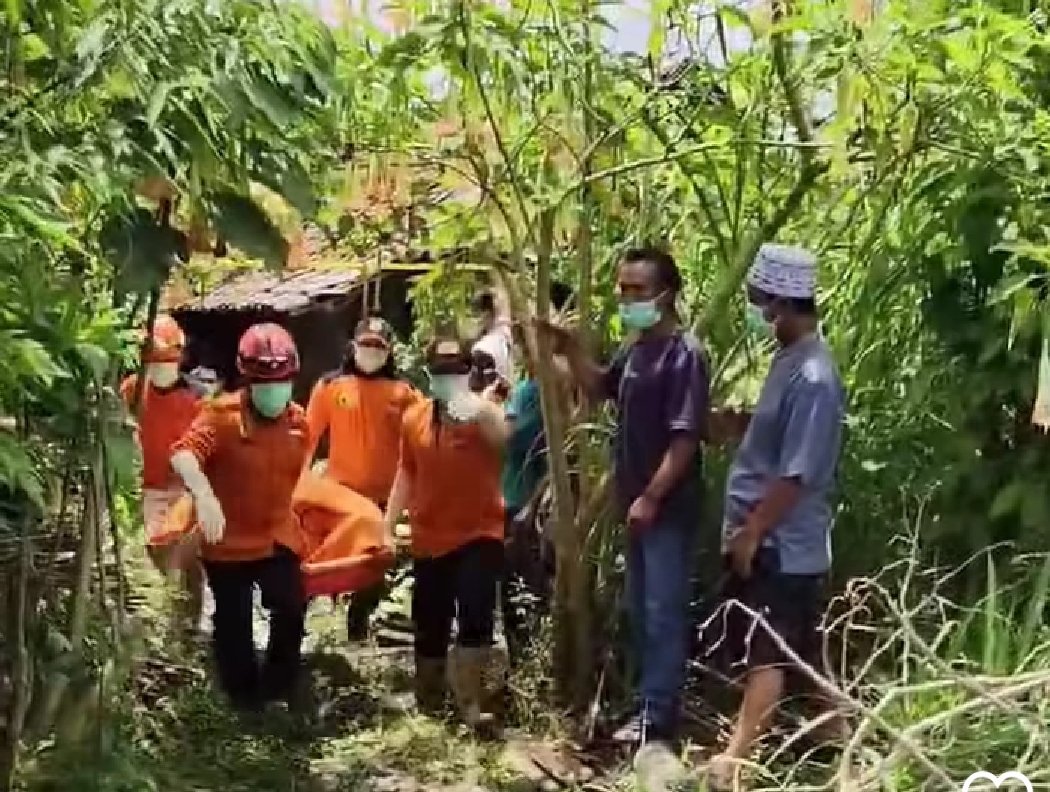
[169,268,363,313]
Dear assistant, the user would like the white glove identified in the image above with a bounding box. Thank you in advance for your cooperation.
[170,450,226,544]
[194,491,226,544]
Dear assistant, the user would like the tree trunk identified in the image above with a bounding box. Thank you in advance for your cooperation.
[31,472,97,738]
[531,211,589,709]
[1,519,33,791]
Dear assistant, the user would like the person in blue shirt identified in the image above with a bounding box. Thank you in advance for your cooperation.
[500,367,548,661]
[502,377,545,517]
[470,328,550,662]
[703,244,848,791]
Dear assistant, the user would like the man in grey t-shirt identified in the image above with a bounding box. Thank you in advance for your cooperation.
[705,244,847,791]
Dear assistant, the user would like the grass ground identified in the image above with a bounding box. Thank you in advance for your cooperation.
[25,547,1050,792]
[24,593,858,792]
[123,633,526,792]
[165,597,550,792]
[17,566,646,792]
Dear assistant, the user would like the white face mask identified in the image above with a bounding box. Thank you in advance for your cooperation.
[353,345,389,374]
[147,362,180,389]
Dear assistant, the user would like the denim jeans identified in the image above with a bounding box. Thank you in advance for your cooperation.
[626,511,695,735]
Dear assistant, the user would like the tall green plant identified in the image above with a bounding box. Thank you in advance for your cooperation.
[357,0,1050,715]
[0,0,349,782]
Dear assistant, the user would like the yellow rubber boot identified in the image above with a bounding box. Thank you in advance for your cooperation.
[448,647,501,738]
[481,644,510,723]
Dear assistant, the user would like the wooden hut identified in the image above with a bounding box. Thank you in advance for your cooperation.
[167,266,425,407]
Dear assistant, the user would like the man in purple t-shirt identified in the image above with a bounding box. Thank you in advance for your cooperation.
[537,247,710,748]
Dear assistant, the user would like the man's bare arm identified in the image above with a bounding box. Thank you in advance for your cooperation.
[563,342,609,402]
[744,477,803,539]
[642,434,700,504]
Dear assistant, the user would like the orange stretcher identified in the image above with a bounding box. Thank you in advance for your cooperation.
[150,471,395,599]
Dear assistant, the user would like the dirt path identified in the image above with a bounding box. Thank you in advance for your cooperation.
[114,596,637,792]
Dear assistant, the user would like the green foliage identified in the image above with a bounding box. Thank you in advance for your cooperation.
[208,191,289,270]
[342,0,1050,580]
[0,0,349,488]
[317,0,1050,725]
[0,0,349,784]
[101,206,189,298]
[6,0,1050,786]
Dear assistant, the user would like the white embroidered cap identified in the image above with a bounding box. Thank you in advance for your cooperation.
[747,243,817,300]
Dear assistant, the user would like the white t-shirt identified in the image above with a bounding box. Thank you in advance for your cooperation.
[472,324,514,383]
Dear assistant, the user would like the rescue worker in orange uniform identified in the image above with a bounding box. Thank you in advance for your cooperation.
[383,335,509,731]
[120,314,203,629]
[305,317,423,640]
[170,323,311,712]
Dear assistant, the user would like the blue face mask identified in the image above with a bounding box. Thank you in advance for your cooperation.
[745,303,774,339]
[618,298,662,331]
[250,382,293,418]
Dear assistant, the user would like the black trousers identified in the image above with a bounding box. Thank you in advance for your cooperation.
[346,499,388,640]
[346,582,386,640]
[413,538,503,659]
[699,547,825,679]
[203,545,306,709]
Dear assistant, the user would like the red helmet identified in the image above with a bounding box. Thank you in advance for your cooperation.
[237,323,299,382]
[144,314,186,363]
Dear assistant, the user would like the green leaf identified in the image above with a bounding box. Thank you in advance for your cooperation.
[170,96,221,176]
[100,208,189,297]
[209,191,288,270]
[1017,555,1050,667]
[12,338,65,385]
[0,432,44,509]
[255,160,317,218]
[990,480,1024,520]
[73,342,110,382]
[292,38,337,98]
[719,5,754,31]
[647,0,670,62]
[279,163,318,218]
[75,16,108,62]
[242,74,297,128]
[105,431,140,493]
[0,196,77,249]
[20,32,50,62]
[146,81,175,127]
[377,31,428,67]
[989,271,1039,305]
[212,76,249,126]
[994,241,1050,269]
[1008,287,1035,350]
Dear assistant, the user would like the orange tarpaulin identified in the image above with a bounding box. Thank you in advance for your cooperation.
[152,471,394,599]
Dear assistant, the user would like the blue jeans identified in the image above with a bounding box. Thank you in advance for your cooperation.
[626,512,695,735]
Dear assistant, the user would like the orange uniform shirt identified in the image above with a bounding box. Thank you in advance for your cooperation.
[120,374,201,489]
[399,399,505,559]
[305,374,422,505]
[171,391,311,563]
